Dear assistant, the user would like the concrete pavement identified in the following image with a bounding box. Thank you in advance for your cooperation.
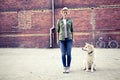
[0,48,120,80]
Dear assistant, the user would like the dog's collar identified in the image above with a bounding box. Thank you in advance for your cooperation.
[88,51,94,54]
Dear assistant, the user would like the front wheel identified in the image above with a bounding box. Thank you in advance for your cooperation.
[96,41,105,48]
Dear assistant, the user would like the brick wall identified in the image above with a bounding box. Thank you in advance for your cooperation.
[55,0,120,8]
[0,0,120,48]
[0,0,51,11]
[0,10,52,48]
[95,8,120,30]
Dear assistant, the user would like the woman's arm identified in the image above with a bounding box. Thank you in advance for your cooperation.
[71,19,75,42]
[56,19,60,43]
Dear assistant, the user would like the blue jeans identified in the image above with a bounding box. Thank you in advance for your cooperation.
[60,38,72,67]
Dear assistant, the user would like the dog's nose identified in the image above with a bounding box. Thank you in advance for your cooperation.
[82,48,84,50]
[82,48,83,50]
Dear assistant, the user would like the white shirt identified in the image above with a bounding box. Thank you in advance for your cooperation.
[63,19,67,38]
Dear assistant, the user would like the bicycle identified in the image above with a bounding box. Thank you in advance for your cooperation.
[96,36,119,48]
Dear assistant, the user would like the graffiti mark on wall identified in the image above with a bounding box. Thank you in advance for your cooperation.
[18,10,32,29]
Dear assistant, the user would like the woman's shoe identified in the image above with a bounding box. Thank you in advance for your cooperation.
[63,67,67,73]
[66,67,70,73]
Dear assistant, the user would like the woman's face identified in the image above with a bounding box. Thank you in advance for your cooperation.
[62,10,68,18]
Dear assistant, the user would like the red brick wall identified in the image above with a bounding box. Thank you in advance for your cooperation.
[0,0,120,48]
[0,0,51,11]
[55,0,120,8]
[95,8,120,30]
[0,12,18,31]
[0,10,52,48]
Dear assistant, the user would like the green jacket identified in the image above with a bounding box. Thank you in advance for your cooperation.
[56,18,74,40]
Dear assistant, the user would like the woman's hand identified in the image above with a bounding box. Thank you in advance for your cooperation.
[72,39,75,43]
[57,39,59,44]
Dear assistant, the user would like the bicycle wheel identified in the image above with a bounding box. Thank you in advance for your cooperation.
[96,41,105,48]
[108,40,119,48]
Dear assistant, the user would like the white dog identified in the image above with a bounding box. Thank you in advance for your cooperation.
[82,43,96,72]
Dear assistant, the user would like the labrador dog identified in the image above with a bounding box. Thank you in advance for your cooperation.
[82,43,96,72]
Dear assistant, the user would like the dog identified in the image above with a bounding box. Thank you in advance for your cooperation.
[82,43,96,72]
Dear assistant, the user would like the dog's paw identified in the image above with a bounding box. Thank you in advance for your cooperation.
[82,67,86,70]
[85,69,89,72]
[91,70,94,72]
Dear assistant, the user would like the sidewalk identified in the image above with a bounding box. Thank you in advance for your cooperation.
[0,48,120,80]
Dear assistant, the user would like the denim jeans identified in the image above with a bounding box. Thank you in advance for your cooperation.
[60,38,72,67]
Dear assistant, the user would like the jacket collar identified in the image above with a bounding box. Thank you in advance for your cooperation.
[60,17,70,21]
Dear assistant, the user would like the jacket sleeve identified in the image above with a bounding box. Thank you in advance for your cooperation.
[56,19,60,33]
[71,19,74,32]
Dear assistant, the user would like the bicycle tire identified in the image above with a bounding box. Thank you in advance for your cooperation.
[108,40,119,48]
[96,41,105,48]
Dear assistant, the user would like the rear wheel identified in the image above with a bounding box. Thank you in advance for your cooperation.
[108,40,119,48]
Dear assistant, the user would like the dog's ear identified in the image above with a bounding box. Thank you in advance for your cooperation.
[89,45,94,51]
[85,43,88,45]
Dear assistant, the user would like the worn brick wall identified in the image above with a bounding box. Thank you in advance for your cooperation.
[0,10,52,48]
[95,8,120,30]
[0,12,18,31]
[0,0,120,48]
[0,0,51,11]
[55,0,120,8]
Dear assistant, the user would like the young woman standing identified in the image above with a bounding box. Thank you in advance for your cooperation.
[56,7,74,73]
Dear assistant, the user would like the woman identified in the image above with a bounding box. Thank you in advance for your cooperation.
[56,7,74,73]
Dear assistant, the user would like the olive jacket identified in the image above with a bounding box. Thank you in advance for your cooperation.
[56,18,74,40]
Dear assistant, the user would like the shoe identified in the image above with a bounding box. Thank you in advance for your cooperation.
[63,67,67,73]
[66,67,70,73]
